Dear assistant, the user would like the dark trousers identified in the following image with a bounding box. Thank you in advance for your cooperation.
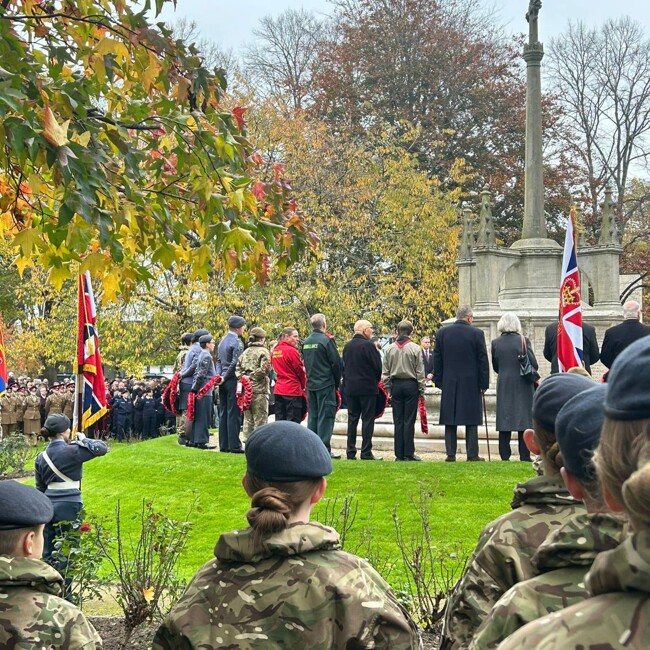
[275,394,303,423]
[44,500,83,593]
[499,430,531,461]
[191,390,212,446]
[218,378,241,451]
[307,386,336,450]
[391,379,419,459]
[445,425,479,458]
[142,414,157,439]
[346,393,376,458]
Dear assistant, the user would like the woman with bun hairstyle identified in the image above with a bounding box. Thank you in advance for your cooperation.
[153,421,420,649]
[34,413,108,570]
[498,335,650,649]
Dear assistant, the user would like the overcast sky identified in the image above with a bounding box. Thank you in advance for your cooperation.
[158,0,650,52]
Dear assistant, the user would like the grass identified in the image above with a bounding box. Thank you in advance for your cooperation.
[25,435,532,591]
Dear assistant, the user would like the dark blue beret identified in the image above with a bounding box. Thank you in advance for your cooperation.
[556,383,607,481]
[245,421,333,482]
[43,413,71,434]
[0,480,53,530]
[199,334,213,346]
[193,329,210,340]
[228,315,246,328]
[604,335,650,420]
[533,373,595,433]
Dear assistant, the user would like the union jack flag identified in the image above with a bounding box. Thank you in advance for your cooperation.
[72,272,107,433]
[557,208,583,372]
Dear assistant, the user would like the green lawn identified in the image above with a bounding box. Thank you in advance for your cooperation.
[38,436,532,590]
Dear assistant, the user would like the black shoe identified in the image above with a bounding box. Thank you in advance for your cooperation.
[230,448,245,454]
[347,455,357,460]
[177,436,188,446]
[220,449,230,453]
[196,443,216,450]
[329,452,342,459]
[445,455,456,462]
[405,455,422,462]
[395,457,406,461]
[468,456,486,462]
[361,454,383,461]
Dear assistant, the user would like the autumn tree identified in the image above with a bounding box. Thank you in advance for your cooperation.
[0,0,315,301]
[548,17,650,235]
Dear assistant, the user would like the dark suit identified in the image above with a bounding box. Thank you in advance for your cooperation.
[422,348,435,378]
[433,320,489,458]
[600,319,650,370]
[544,321,599,374]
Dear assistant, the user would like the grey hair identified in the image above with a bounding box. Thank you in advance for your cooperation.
[310,313,326,329]
[623,300,641,320]
[354,319,372,334]
[456,305,473,320]
[497,312,522,334]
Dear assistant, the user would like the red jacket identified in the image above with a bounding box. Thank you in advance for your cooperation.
[272,340,306,397]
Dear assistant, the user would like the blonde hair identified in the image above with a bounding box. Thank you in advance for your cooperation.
[243,473,321,542]
[595,417,650,531]
[532,420,563,475]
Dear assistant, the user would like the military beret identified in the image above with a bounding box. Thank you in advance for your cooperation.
[0,480,53,531]
[228,315,246,328]
[556,384,607,481]
[533,373,595,433]
[250,327,267,338]
[199,334,214,345]
[193,329,210,340]
[604,335,650,420]
[245,421,333,482]
[43,413,71,435]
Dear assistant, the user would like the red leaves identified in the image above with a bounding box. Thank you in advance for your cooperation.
[252,181,266,200]
[273,162,285,181]
[232,106,247,130]
[80,523,92,533]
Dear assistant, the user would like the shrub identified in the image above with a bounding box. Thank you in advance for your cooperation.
[0,434,29,478]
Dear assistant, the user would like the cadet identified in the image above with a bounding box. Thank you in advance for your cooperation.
[152,421,420,650]
[0,480,102,648]
[440,373,593,649]
[469,383,628,649]
[236,326,272,440]
[302,313,342,458]
[499,335,650,649]
[14,385,25,434]
[22,385,41,446]
[45,382,65,416]
[62,381,75,420]
[0,387,17,436]
[188,334,218,450]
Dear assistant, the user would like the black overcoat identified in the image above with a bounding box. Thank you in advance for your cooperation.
[342,334,382,396]
[491,332,537,431]
[433,320,489,425]
[600,319,650,369]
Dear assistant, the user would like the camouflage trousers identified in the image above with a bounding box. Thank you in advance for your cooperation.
[242,392,269,440]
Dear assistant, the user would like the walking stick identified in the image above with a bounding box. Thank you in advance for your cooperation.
[482,391,491,461]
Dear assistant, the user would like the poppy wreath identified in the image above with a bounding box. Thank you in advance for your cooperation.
[237,376,254,412]
[162,373,182,416]
[187,375,222,422]
[375,380,388,420]
[418,395,429,434]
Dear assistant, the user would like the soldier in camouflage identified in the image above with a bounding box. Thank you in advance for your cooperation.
[0,479,102,649]
[439,374,595,650]
[236,326,271,440]
[153,421,420,650]
[498,336,650,650]
[469,383,628,649]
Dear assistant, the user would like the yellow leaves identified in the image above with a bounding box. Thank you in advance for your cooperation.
[71,131,91,147]
[142,587,154,603]
[141,55,162,94]
[13,227,42,257]
[14,255,34,277]
[48,265,72,290]
[101,270,121,304]
[43,107,69,148]
[80,252,109,275]
[174,76,191,103]
[95,37,130,63]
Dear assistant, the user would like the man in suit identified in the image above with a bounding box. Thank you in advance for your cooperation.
[433,305,489,462]
[421,336,435,384]
[600,300,650,374]
[543,319,600,374]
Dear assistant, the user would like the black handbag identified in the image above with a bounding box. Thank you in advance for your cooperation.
[518,335,540,383]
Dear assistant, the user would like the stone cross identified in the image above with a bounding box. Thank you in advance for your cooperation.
[526,0,542,43]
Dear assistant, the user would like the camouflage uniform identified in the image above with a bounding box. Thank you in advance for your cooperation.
[236,342,271,439]
[440,474,584,650]
[498,529,650,649]
[0,555,102,649]
[153,522,420,650]
[45,391,66,416]
[468,512,628,649]
[22,393,42,445]
[0,392,18,436]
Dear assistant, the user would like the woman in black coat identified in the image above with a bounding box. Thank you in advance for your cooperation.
[491,312,538,461]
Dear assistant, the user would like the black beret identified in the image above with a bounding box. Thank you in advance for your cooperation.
[556,384,607,481]
[533,373,595,433]
[604,335,650,420]
[199,334,213,345]
[0,480,53,531]
[193,329,210,340]
[43,413,71,434]
[228,315,246,328]
[245,421,333,482]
